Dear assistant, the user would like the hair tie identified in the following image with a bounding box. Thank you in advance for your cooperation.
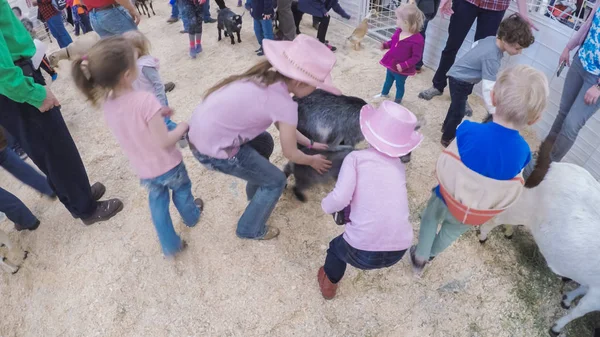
[80,59,92,80]
[81,55,88,60]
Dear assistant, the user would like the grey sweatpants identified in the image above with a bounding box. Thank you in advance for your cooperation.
[277,0,296,41]
[524,54,600,178]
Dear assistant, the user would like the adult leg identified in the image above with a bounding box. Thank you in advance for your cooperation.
[203,0,216,22]
[80,14,93,33]
[261,19,275,41]
[145,181,183,256]
[474,7,505,41]
[214,0,227,9]
[393,73,408,103]
[277,0,297,41]
[168,163,201,227]
[245,132,275,200]
[170,0,180,20]
[74,19,81,36]
[254,18,265,47]
[429,212,471,257]
[441,78,473,143]
[0,147,54,197]
[381,69,395,96]
[0,187,38,230]
[292,4,303,34]
[316,15,330,43]
[414,192,447,261]
[431,0,478,92]
[46,13,73,48]
[415,17,431,70]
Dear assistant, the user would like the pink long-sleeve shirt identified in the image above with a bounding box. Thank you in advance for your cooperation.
[321,148,413,252]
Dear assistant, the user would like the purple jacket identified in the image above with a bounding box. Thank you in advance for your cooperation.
[380,29,425,76]
[298,0,350,19]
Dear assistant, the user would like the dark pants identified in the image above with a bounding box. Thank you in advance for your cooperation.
[324,235,406,283]
[432,0,505,92]
[415,16,432,70]
[316,15,330,43]
[74,13,93,35]
[0,61,96,219]
[441,77,474,142]
[0,187,38,229]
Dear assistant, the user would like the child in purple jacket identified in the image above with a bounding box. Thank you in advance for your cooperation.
[375,4,425,104]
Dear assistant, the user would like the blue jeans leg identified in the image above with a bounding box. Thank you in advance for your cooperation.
[0,147,54,196]
[0,187,38,228]
[46,13,73,48]
[254,18,265,46]
[394,73,408,102]
[170,164,201,227]
[244,132,275,200]
[171,1,179,18]
[147,183,182,256]
[381,69,395,96]
[192,139,287,239]
[203,0,211,21]
[89,6,137,38]
[261,19,274,41]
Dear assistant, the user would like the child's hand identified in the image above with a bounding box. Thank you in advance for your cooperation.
[158,106,174,118]
[396,64,403,72]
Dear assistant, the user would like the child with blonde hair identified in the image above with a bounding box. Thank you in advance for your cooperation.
[72,36,203,257]
[375,3,425,104]
[409,65,549,277]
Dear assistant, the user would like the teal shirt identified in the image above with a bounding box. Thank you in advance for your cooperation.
[0,0,47,108]
[579,7,600,76]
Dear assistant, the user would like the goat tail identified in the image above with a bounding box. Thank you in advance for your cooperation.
[524,135,555,188]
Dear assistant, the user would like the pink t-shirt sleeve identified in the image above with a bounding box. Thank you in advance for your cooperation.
[267,85,298,126]
[139,92,164,122]
[321,152,357,214]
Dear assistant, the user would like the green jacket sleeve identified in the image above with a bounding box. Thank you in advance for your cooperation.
[0,1,46,108]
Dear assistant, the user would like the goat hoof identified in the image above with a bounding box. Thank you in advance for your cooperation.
[23,251,29,260]
[549,327,560,337]
[560,295,570,310]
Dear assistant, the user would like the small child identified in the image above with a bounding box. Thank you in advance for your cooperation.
[124,30,182,139]
[178,0,206,58]
[375,3,425,104]
[317,101,423,299]
[72,0,93,36]
[251,0,275,56]
[409,65,548,277]
[438,14,535,147]
[72,37,204,257]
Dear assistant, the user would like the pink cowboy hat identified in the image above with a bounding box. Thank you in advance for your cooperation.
[360,101,423,157]
[263,34,341,96]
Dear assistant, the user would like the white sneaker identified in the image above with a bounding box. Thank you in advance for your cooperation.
[373,93,390,99]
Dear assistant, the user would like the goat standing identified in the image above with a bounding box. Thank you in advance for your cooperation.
[135,0,155,18]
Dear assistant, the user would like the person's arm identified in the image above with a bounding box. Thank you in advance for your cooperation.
[321,155,356,214]
[382,29,400,49]
[332,2,350,19]
[141,66,168,107]
[277,122,331,173]
[295,130,328,150]
[0,31,47,109]
[115,0,141,24]
[482,79,496,114]
[148,108,188,148]
[516,0,538,30]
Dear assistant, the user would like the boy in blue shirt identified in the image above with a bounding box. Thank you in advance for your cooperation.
[409,65,549,277]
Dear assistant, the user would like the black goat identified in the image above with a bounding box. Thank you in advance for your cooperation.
[135,0,155,18]
[217,8,243,44]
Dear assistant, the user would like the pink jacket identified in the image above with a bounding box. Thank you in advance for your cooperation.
[566,2,600,51]
[380,28,424,76]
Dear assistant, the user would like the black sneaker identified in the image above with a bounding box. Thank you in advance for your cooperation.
[16,219,40,231]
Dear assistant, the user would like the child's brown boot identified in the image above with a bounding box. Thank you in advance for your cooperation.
[317,266,337,300]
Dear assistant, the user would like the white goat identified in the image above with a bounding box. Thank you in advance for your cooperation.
[478,161,600,336]
[0,229,28,274]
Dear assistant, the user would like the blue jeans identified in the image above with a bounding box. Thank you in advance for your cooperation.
[89,6,137,38]
[324,235,406,283]
[140,162,201,256]
[441,76,474,142]
[253,18,274,47]
[165,117,177,131]
[381,69,408,102]
[171,0,179,18]
[0,147,54,197]
[0,187,38,229]
[46,13,73,48]
[192,132,285,239]
[203,0,212,21]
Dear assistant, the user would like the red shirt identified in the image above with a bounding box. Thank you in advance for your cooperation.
[38,0,58,21]
[465,0,510,11]
[81,0,115,9]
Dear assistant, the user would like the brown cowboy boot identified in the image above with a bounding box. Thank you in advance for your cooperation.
[317,266,337,299]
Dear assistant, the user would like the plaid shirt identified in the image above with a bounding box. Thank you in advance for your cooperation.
[38,0,59,21]
[465,0,511,11]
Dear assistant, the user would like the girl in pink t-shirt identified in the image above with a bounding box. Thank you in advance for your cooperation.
[188,34,337,241]
[72,37,203,257]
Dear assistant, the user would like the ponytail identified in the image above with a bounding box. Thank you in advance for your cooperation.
[72,57,103,106]
[204,60,290,99]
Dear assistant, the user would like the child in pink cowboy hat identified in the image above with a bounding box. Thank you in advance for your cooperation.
[317,100,423,299]
[188,34,339,241]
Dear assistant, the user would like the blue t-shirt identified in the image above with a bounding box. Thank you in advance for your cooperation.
[435,121,531,200]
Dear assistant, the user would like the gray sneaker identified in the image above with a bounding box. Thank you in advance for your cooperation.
[465,102,473,117]
[418,87,442,100]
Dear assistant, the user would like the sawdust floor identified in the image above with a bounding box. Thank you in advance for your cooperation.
[0,2,581,336]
